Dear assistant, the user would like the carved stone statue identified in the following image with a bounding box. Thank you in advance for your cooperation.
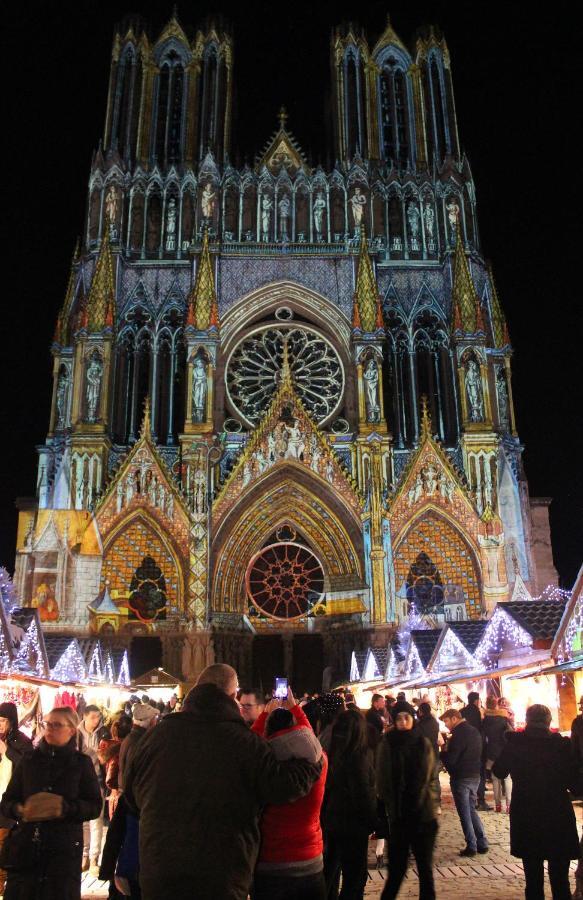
[407,203,420,239]
[313,192,326,238]
[496,366,509,428]
[56,369,68,429]
[86,355,103,422]
[201,183,216,219]
[285,418,305,459]
[464,359,484,422]
[261,194,273,240]
[193,469,206,515]
[192,356,207,423]
[165,198,177,251]
[278,195,290,240]
[363,358,380,423]
[349,189,367,230]
[104,187,118,229]
[423,463,438,496]
[446,198,460,230]
[424,203,435,238]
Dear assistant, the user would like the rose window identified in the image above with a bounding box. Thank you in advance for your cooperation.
[246,542,325,620]
[226,326,344,426]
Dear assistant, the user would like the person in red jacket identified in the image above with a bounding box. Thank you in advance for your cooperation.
[251,688,328,900]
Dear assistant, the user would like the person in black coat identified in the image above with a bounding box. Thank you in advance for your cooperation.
[125,664,322,900]
[460,692,489,810]
[440,708,488,856]
[377,703,439,900]
[417,702,441,808]
[493,703,580,900]
[481,696,513,812]
[0,706,102,900]
[322,709,377,899]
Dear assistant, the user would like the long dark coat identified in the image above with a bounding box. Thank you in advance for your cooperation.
[0,738,102,900]
[0,728,33,828]
[124,683,322,900]
[493,727,580,859]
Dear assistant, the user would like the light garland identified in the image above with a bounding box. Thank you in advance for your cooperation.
[0,568,17,612]
[103,649,115,684]
[51,641,87,683]
[403,641,425,678]
[474,607,533,667]
[431,627,478,675]
[11,615,46,677]
[87,643,103,682]
[349,652,362,682]
[362,649,383,681]
[117,650,130,686]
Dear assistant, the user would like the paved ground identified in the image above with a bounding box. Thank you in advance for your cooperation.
[81,776,582,899]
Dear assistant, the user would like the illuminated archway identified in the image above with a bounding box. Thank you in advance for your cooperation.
[101,511,186,620]
[211,467,364,616]
[393,510,482,619]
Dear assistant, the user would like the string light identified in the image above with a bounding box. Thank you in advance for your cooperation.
[431,627,477,675]
[51,640,87,682]
[350,652,362,682]
[103,649,115,684]
[403,641,425,678]
[0,568,17,612]
[474,607,532,668]
[87,643,103,682]
[11,614,46,677]
[117,650,130,686]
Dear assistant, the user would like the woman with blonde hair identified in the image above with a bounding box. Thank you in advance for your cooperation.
[0,706,102,899]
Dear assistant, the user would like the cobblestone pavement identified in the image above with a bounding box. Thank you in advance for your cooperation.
[363,776,582,899]
[82,777,583,899]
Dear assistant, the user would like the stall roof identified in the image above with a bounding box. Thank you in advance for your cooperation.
[130,667,181,688]
[447,621,488,653]
[411,629,442,669]
[503,601,567,640]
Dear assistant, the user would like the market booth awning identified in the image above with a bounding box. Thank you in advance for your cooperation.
[506,656,583,679]
[406,663,553,691]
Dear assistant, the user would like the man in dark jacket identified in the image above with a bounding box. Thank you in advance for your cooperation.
[417,701,441,807]
[125,663,322,900]
[0,701,33,893]
[494,703,580,899]
[365,694,387,737]
[460,691,490,810]
[440,708,488,856]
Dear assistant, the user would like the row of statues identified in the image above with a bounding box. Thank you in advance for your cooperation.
[104,183,450,244]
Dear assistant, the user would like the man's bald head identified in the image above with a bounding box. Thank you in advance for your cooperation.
[196,663,238,698]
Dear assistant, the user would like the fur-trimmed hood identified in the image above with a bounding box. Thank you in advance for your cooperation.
[268,724,322,764]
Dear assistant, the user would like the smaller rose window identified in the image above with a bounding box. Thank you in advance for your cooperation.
[246,542,325,620]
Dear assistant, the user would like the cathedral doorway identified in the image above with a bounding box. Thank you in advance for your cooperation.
[251,633,324,696]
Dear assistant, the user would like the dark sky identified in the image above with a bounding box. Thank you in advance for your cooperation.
[2,2,581,588]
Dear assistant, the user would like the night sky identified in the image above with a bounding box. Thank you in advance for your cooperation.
[2,2,581,588]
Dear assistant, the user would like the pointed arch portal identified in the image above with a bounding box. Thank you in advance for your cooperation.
[211,468,365,617]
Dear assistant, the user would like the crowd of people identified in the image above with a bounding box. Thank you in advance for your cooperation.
[0,677,582,899]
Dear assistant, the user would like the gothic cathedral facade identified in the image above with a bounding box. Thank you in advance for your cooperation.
[13,14,557,685]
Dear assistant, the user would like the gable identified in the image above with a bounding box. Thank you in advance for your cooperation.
[213,373,363,526]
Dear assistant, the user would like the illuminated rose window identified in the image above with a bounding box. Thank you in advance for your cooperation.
[246,542,325,620]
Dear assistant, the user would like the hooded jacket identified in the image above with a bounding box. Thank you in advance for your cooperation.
[252,705,327,874]
[493,727,580,859]
[125,683,322,900]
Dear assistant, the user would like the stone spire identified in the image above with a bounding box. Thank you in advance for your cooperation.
[86,231,115,333]
[488,263,510,348]
[353,226,382,332]
[187,229,219,330]
[419,395,433,440]
[451,227,478,334]
[54,240,80,345]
